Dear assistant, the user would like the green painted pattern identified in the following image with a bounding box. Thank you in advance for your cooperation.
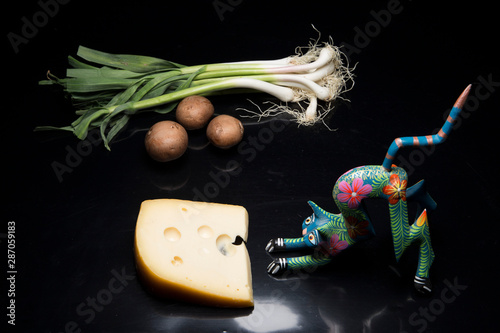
[389,200,410,262]
[273,163,436,287]
[288,254,332,270]
[408,215,435,278]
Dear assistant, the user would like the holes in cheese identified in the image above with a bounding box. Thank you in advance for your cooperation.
[197,225,214,238]
[134,199,253,308]
[216,234,237,257]
[164,227,181,242]
[171,256,183,266]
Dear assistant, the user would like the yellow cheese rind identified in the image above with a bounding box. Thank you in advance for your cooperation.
[134,199,253,307]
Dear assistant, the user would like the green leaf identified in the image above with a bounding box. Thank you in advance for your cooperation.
[151,102,178,115]
[34,125,74,132]
[129,71,182,102]
[178,65,207,90]
[68,55,98,70]
[73,108,110,139]
[64,77,140,93]
[106,80,144,106]
[66,67,146,80]
[99,102,133,149]
[142,80,179,99]
[104,114,130,150]
[72,91,117,109]
[77,46,185,73]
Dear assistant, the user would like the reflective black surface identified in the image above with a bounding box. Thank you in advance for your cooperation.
[4,1,499,332]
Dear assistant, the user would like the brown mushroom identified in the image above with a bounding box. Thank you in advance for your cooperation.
[145,121,188,162]
[175,96,215,130]
[206,115,244,149]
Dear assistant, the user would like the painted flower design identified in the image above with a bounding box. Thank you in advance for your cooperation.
[382,174,407,204]
[319,234,349,256]
[337,178,372,209]
[345,216,369,239]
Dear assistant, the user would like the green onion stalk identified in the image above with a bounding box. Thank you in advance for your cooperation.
[37,40,354,150]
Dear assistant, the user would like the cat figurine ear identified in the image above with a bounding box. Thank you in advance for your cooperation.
[304,201,330,231]
[307,201,322,214]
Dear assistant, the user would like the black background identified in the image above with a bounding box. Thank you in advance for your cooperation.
[4,1,499,332]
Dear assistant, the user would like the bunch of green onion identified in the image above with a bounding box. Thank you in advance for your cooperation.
[37,40,353,149]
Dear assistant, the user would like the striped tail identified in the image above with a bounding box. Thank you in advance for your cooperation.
[382,84,471,171]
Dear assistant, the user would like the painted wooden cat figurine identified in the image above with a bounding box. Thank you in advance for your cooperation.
[266,85,471,294]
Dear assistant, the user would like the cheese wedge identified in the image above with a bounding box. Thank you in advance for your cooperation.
[134,199,253,307]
